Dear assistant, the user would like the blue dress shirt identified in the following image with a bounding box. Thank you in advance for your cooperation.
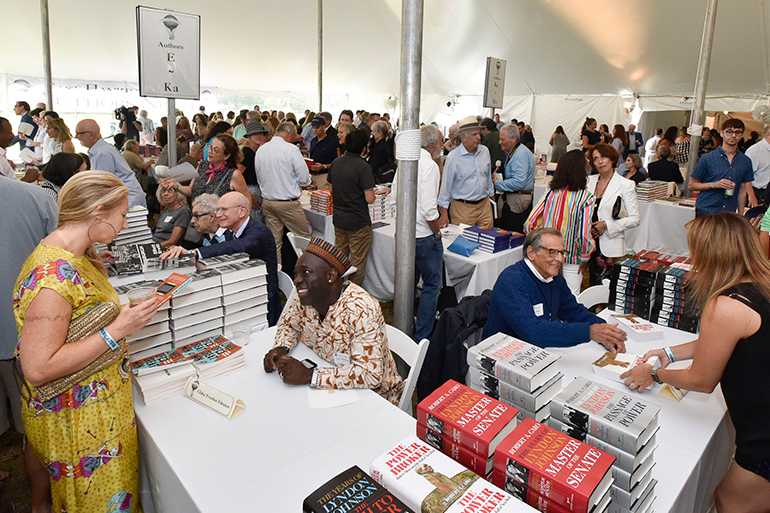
[495,144,535,193]
[88,138,147,208]
[438,143,493,208]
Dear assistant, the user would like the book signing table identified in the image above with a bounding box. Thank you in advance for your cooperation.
[300,193,336,243]
[362,223,524,302]
[533,179,695,255]
[135,315,732,512]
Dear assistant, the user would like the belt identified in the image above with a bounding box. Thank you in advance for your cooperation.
[509,190,532,195]
[455,198,486,205]
[269,197,300,202]
[310,170,329,176]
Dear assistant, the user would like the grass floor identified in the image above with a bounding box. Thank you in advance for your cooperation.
[0,426,30,513]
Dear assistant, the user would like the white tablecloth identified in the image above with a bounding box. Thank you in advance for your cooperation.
[534,179,694,254]
[551,310,733,513]
[362,223,524,302]
[136,327,416,513]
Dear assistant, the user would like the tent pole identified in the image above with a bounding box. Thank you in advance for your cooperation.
[686,0,718,195]
[168,99,177,167]
[317,0,323,112]
[393,0,424,335]
[40,0,53,109]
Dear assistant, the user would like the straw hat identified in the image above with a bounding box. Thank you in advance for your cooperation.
[458,115,480,131]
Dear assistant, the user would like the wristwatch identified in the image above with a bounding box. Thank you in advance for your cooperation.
[651,367,662,385]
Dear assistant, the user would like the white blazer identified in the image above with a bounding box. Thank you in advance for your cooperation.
[587,172,640,257]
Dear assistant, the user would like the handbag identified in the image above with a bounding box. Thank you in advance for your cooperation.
[611,196,625,220]
[18,301,127,402]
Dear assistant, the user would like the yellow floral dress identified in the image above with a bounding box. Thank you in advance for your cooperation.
[13,244,141,513]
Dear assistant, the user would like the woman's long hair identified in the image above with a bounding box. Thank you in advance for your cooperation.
[58,171,128,275]
[550,150,588,191]
[612,124,628,146]
[687,212,770,313]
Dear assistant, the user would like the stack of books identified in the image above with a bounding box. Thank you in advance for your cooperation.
[550,377,660,513]
[635,181,669,202]
[608,258,658,317]
[130,334,245,404]
[194,252,249,271]
[492,417,615,513]
[217,260,270,331]
[416,380,520,478]
[370,436,534,513]
[309,189,333,215]
[110,242,195,277]
[467,333,562,424]
[112,207,153,246]
[462,226,520,254]
[115,280,174,360]
[169,272,225,349]
[369,193,395,222]
[304,466,415,513]
[648,265,699,333]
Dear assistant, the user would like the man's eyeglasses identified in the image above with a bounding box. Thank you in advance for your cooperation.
[191,211,214,220]
[538,247,568,258]
[75,131,93,136]
[723,129,744,136]
[215,206,242,214]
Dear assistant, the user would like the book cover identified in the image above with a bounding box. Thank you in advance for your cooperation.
[370,436,536,513]
[217,259,268,284]
[550,378,660,455]
[492,418,614,513]
[303,465,416,513]
[155,272,193,306]
[493,474,612,513]
[130,334,239,376]
[417,380,519,458]
[467,333,560,393]
[469,367,563,413]
[591,353,660,387]
[417,423,494,477]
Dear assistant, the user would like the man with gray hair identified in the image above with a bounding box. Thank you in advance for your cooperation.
[484,228,627,352]
[191,193,227,246]
[255,121,312,265]
[391,125,444,341]
[233,109,259,143]
[495,123,535,232]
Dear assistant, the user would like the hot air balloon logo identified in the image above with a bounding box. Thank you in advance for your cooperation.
[162,15,180,40]
[495,60,501,72]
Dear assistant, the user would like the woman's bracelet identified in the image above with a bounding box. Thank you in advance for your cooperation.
[711,182,715,189]
[664,346,676,363]
[99,328,119,351]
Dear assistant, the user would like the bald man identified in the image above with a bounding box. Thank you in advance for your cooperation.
[75,119,146,208]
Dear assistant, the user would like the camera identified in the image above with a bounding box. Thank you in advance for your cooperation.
[114,106,136,123]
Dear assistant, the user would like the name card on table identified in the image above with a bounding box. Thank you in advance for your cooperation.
[183,377,245,419]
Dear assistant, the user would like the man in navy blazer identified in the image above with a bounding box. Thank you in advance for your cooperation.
[484,228,627,352]
[624,124,644,158]
[162,192,281,326]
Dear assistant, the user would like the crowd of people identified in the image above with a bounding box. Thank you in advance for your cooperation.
[3,98,770,510]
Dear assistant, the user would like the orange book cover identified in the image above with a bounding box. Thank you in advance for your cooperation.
[155,272,193,306]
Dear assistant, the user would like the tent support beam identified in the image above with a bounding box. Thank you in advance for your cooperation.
[317,0,323,112]
[686,0,718,194]
[40,0,53,109]
[393,0,424,336]
[168,99,177,167]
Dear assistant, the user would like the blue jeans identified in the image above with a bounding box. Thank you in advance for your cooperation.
[414,234,444,342]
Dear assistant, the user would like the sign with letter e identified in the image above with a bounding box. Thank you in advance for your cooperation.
[137,6,201,99]
[483,57,506,109]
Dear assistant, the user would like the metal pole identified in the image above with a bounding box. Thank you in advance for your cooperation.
[40,0,53,109]
[168,98,177,167]
[317,0,323,112]
[393,0,424,335]
[685,0,718,195]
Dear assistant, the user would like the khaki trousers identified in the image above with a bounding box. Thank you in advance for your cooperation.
[334,225,373,286]
[449,199,494,227]
[311,173,329,190]
[262,199,311,265]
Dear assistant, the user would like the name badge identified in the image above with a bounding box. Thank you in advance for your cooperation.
[164,215,174,223]
[533,303,544,317]
[333,353,351,366]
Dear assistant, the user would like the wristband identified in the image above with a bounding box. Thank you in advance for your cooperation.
[651,367,662,385]
[275,345,290,354]
[664,347,676,363]
[99,328,119,351]
[310,368,320,388]
[711,182,715,189]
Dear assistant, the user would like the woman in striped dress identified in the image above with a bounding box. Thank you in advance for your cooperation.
[525,150,596,296]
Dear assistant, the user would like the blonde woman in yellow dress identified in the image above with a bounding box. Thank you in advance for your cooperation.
[13,171,157,512]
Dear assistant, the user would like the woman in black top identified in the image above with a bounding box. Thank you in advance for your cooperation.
[581,117,601,153]
[368,120,395,184]
[621,212,770,510]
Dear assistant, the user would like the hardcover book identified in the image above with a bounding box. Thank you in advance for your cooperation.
[155,272,194,306]
[417,422,494,477]
[492,418,614,513]
[467,333,560,393]
[550,378,660,455]
[469,367,563,413]
[370,436,537,513]
[608,314,663,341]
[590,353,660,388]
[417,380,519,458]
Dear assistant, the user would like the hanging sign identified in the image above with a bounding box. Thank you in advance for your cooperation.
[136,6,201,99]
[483,57,506,109]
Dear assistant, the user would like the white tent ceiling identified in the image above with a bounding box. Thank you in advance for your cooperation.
[4,0,770,98]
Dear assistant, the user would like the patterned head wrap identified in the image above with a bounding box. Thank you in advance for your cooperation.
[305,237,351,276]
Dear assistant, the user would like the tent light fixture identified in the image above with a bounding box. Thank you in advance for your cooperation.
[724,110,729,115]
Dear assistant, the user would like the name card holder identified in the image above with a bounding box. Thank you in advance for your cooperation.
[183,377,246,419]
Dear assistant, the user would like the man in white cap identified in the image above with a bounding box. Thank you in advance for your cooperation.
[437,116,494,227]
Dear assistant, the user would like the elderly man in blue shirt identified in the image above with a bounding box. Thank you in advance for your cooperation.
[495,124,535,232]
[438,116,494,227]
[75,119,147,208]
[689,119,754,218]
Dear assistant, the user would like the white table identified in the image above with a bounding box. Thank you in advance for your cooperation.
[299,194,335,242]
[136,327,416,513]
[552,311,732,513]
[363,223,524,302]
[534,178,694,254]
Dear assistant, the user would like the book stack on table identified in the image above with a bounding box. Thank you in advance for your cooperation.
[218,260,270,331]
[309,189,333,215]
[550,377,660,513]
[634,181,669,202]
[169,269,226,350]
[416,380,520,478]
[109,242,195,277]
[368,193,395,222]
[304,466,415,513]
[130,334,244,404]
[467,333,563,424]
[115,280,173,360]
[112,207,153,246]
[371,435,538,513]
[492,417,616,513]
[648,265,698,334]
[462,226,525,253]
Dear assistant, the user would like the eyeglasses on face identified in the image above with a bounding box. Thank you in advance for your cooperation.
[215,205,242,214]
[538,247,568,258]
[723,129,744,136]
[208,145,223,154]
[191,211,214,220]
